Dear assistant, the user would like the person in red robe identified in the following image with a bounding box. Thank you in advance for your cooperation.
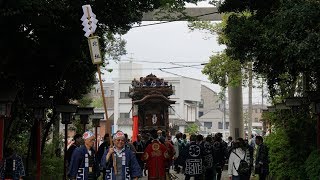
[142,129,170,180]
[164,133,175,169]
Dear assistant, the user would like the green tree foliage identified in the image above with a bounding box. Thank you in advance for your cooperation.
[202,53,242,87]
[78,96,93,108]
[91,97,103,108]
[0,0,204,174]
[0,0,204,103]
[218,0,320,96]
[264,107,316,179]
[186,123,199,134]
[189,17,253,89]
[41,142,63,178]
[192,0,319,178]
[305,150,320,180]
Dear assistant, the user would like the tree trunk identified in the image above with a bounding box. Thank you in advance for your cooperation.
[41,121,51,154]
[52,112,60,148]
[228,69,244,139]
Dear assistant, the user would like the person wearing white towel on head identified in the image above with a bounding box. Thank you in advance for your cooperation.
[68,131,99,180]
[101,131,142,180]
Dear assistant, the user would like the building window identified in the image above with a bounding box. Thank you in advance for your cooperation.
[169,107,175,115]
[199,99,204,108]
[218,122,229,129]
[204,122,212,129]
[120,113,130,118]
[172,86,175,95]
[199,111,204,117]
[255,118,259,122]
[120,92,130,99]
[110,90,114,97]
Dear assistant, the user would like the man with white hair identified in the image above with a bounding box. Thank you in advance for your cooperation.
[68,131,99,180]
[101,131,141,180]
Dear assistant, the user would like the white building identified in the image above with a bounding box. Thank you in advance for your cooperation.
[165,76,201,133]
[113,62,202,138]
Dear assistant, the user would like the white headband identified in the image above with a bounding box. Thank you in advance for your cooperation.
[113,131,125,139]
[83,131,94,140]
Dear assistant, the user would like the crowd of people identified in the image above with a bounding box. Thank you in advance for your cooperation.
[64,130,269,180]
[131,77,170,88]
[0,129,268,180]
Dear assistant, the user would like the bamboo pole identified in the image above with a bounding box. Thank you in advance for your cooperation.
[85,5,116,174]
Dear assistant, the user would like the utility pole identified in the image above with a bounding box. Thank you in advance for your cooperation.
[223,88,226,136]
[262,79,264,109]
[248,62,253,139]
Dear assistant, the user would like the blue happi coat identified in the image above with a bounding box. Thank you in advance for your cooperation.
[68,146,99,180]
[0,154,25,180]
[101,148,142,180]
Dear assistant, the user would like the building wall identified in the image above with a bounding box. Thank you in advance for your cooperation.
[180,77,201,102]
[199,85,220,115]
[156,77,201,124]
[184,105,197,122]
[199,109,229,134]
[197,85,226,136]
[114,62,143,133]
[179,126,185,133]
[89,83,114,98]
[119,63,142,80]
[243,104,267,129]
[166,77,182,119]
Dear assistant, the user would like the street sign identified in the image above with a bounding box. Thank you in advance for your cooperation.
[88,36,102,64]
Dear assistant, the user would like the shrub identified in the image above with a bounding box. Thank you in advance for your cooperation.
[265,109,316,179]
[41,142,64,179]
[305,149,320,180]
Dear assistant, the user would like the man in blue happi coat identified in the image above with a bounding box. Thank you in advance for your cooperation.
[68,131,99,180]
[101,131,141,180]
[0,147,25,180]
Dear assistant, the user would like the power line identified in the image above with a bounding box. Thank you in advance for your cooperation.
[107,64,205,71]
[132,11,220,28]
[111,58,213,64]
[159,68,212,83]
[169,105,184,120]
[162,64,204,70]
[169,62,203,69]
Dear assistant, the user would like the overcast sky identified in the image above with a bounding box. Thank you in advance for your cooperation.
[102,3,270,105]
[104,21,224,89]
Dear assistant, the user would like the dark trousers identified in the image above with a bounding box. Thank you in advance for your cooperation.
[232,175,250,180]
[185,175,202,180]
[259,173,267,180]
[216,167,222,180]
[232,176,240,180]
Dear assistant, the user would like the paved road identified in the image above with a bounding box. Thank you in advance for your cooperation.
[140,169,230,180]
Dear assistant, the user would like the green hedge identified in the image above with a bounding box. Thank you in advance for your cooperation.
[41,142,64,179]
[305,150,320,180]
[264,108,316,179]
